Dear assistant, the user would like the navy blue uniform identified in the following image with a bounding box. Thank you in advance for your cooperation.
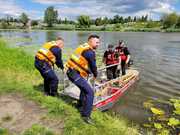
[67,49,97,117]
[35,46,64,96]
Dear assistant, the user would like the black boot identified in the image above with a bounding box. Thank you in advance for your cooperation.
[75,100,83,111]
[82,116,94,125]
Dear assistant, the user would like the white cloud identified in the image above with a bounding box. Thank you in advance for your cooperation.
[34,0,177,20]
[0,0,24,17]
[56,5,114,20]
[28,10,43,19]
[152,2,174,14]
[0,0,178,20]
[33,0,81,4]
[0,0,42,19]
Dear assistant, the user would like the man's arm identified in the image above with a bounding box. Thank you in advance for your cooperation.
[102,51,107,64]
[126,55,131,64]
[124,47,131,64]
[82,50,97,78]
[51,47,64,70]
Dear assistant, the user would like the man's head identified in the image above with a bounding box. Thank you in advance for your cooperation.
[88,34,100,50]
[108,44,114,51]
[56,37,64,49]
[118,40,125,47]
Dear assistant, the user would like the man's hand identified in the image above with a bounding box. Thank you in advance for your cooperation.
[117,64,121,70]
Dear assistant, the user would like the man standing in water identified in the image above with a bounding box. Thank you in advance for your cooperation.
[65,35,100,124]
[115,40,130,75]
[35,37,64,96]
[103,44,119,80]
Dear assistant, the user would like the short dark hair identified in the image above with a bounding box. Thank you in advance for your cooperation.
[88,34,100,41]
[56,36,64,41]
[108,44,114,48]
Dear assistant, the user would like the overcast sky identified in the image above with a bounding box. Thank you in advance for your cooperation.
[0,0,180,20]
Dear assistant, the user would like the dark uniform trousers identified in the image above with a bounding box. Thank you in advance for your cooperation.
[34,58,59,96]
[67,68,94,117]
[121,60,126,75]
[106,65,118,80]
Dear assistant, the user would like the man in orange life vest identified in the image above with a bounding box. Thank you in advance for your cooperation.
[103,44,119,80]
[115,40,130,76]
[35,37,64,96]
[65,35,100,124]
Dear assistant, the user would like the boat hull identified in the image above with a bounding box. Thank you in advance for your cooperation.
[62,69,139,111]
[94,71,139,111]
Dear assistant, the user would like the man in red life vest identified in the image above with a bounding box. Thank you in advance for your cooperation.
[115,40,130,76]
[103,44,119,80]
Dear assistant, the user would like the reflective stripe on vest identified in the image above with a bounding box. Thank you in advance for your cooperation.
[65,43,92,78]
[36,41,57,66]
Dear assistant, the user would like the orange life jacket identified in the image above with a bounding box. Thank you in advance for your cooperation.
[36,41,58,66]
[65,43,93,78]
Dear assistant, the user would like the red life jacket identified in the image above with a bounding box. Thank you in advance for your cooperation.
[120,51,127,61]
[105,51,119,65]
[115,47,127,61]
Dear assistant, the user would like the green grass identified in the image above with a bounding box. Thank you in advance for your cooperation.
[0,128,9,135]
[0,38,139,135]
[22,124,54,135]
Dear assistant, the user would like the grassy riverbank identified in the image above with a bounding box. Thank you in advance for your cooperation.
[0,39,139,135]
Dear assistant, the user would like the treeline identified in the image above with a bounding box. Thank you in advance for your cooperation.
[0,6,180,31]
[76,14,148,27]
[161,13,180,29]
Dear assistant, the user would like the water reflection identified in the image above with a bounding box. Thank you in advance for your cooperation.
[46,31,59,41]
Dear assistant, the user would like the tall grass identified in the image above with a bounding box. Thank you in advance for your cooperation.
[0,39,139,135]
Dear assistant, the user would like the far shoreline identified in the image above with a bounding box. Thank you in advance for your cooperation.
[0,28,180,33]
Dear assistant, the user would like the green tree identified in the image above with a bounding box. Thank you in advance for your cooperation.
[102,17,109,25]
[127,16,132,22]
[95,17,102,26]
[31,20,38,26]
[64,18,68,24]
[124,18,128,23]
[5,15,11,25]
[141,15,145,22]
[162,13,178,28]
[119,16,124,23]
[44,6,58,27]
[144,15,148,21]
[10,17,14,22]
[19,13,29,26]
[57,18,61,24]
[77,15,90,28]
[175,16,180,28]
[113,15,120,23]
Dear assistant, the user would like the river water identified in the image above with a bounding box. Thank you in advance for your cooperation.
[1,30,180,124]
